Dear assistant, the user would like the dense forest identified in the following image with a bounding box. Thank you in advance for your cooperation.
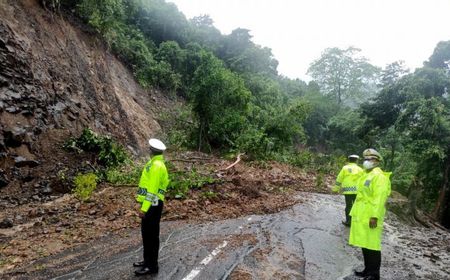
[46,0,450,227]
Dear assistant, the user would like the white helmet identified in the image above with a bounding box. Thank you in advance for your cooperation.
[148,138,166,152]
[348,154,360,159]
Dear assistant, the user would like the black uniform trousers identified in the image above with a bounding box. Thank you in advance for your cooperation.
[344,194,357,224]
[141,200,164,268]
[362,247,381,278]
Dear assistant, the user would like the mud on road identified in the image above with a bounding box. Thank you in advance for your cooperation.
[0,153,328,275]
[4,193,449,280]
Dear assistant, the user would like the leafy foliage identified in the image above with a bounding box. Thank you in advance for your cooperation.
[359,57,450,223]
[55,1,450,225]
[424,40,450,70]
[189,51,251,150]
[307,47,380,105]
[64,128,129,168]
[158,104,197,151]
[73,173,98,201]
[166,166,218,199]
[105,164,141,185]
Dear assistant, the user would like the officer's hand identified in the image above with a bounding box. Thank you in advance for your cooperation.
[369,217,378,228]
[135,204,145,218]
[138,211,145,218]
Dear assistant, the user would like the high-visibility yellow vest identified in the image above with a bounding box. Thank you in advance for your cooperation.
[349,167,392,251]
[332,163,363,194]
[136,155,169,213]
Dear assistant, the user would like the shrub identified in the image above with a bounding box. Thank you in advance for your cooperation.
[64,128,129,168]
[166,167,217,199]
[73,173,98,201]
[105,163,141,185]
[97,137,129,167]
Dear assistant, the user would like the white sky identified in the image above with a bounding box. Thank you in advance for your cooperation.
[166,0,450,81]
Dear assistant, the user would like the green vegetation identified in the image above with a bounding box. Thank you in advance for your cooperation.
[166,166,218,199]
[73,173,98,201]
[52,1,450,226]
[55,0,309,157]
[64,128,128,168]
[64,128,134,195]
[105,164,141,185]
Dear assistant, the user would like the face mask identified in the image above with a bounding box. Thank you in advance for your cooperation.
[363,160,375,170]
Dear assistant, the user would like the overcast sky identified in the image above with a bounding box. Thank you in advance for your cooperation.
[166,0,450,81]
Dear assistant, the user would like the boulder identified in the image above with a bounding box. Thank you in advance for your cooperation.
[3,127,26,147]
[0,171,9,188]
[387,191,412,219]
[0,217,13,228]
[41,186,53,195]
[14,156,40,168]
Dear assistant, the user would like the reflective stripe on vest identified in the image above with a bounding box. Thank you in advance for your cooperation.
[137,187,147,196]
[342,186,357,192]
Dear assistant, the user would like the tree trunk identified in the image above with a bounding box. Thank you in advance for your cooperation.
[337,82,342,104]
[198,122,203,152]
[432,158,450,223]
[409,177,429,227]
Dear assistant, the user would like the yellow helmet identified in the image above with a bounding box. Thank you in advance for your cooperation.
[363,148,382,161]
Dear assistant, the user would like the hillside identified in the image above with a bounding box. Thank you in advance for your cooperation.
[0,1,328,273]
[0,0,171,200]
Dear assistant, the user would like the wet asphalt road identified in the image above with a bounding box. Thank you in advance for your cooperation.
[9,193,450,280]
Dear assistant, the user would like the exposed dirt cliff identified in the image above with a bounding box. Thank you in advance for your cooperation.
[0,0,171,201]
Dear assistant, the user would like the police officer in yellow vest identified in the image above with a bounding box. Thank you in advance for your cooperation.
[333,155,363,227]
[133,138,169,276]
[349,148,391,280]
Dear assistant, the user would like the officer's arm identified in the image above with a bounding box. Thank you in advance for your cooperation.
[140,164,161,213]
[332,168,345,193]
[369,175,390,220]
[136,164,148,203]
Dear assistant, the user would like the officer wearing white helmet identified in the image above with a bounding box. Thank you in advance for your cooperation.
[349,148,392,280]
[332,154,363,226]
[133,138,169,276]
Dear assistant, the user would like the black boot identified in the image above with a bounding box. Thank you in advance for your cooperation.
[135,266,159,276]
[133,261,145,267]
[354,269,368,277]
[364,273,380,280]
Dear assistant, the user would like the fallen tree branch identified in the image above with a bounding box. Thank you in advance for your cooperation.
[430,220,449,232]
[216,153,245,172]
[170,157,213,163]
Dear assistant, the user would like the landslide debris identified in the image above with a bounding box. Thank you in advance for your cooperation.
[0,151,324,273]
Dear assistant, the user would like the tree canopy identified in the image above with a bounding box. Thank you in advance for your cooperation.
[55,0,450,227]
[307,47,380,105]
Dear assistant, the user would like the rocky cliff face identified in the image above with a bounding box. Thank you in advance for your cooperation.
[0,0,169,203]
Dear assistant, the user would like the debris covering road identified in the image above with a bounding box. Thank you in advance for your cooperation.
[0,154,324,274]
[4,193,449,280]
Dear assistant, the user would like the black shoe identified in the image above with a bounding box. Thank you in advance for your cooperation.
[134,266,158,276]
[133,261,145,267]
[342,221,350,227]
[364,274,380,280]
[354,269,368,277]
